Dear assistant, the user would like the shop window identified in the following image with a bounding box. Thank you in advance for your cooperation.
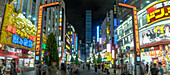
[125,37,128,44]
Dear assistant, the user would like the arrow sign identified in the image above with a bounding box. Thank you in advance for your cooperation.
[126,46,130,50]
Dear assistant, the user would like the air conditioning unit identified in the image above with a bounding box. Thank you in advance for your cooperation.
[2,45,9,51]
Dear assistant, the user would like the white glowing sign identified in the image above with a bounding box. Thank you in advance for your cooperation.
[107,44,111,52]
[112,50,115,59]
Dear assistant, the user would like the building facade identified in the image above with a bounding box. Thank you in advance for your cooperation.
[117,0,170,70]
[0,0,66,73]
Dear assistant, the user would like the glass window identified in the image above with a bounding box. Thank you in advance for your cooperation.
[23,0,28,17]
[142,13,147,25]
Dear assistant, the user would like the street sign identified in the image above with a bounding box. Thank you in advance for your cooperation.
[126,46,130,50]
[44,51,50,56]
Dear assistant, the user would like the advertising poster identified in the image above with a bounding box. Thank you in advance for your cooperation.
[140,25,170,45]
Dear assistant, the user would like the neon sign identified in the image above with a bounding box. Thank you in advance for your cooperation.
[124,0,128,4]
[6,25,36,41]
[66,44,70,50]
[6,25,35,48]
[97,26,99,42]
[12,34,33,48]
[146,1,170,25]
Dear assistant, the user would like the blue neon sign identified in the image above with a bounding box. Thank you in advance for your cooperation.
[114,18,118,44]
[124,0,128,4]
[12,34,33,48]
[72,33,74,44]
[97,26,99,42]
[76,36,78,50]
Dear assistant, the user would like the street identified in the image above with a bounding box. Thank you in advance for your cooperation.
[68,64,120,75]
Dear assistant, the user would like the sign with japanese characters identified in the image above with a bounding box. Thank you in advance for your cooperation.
[146,1,170,25]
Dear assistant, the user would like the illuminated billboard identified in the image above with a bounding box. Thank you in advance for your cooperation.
[76,36,78,50]
[107,44,111,52]
[72,33,74,44]
[140,25,170,45]
[0,4,40,51]
[97,26,99,42]
[146,0,170,25]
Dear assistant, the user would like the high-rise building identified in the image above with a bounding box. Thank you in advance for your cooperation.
[85,10,92,43]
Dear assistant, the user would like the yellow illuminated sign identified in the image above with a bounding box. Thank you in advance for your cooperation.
[66,45,70,50]
[146,0,170,25]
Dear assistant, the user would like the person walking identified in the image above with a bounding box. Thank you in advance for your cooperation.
[10,59,17,75]
[102,63,104,72]
[106,63,110,74]
[42,63,47,75]
[83,63,85,69]
[148,63,161,75]
[0,59,6,75]
[88,63,90,70]
[158,62,164,75]
[71,64,73,73]
[98,63,101,72]
[94,63,97,72]
[146,62,149,73]
[58,63,66,75]
[140,62,145,75]
[104,62,107,72]
[47,61,58,75]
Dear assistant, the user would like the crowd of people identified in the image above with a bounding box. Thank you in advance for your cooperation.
[0,59,67,75]
[0,59,17,75]
[0,58,169,75]
[122,61,167,75]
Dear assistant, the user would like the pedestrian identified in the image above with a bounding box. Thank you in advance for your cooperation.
[58,63,66,75]
[146,62,149,73]
[42,63,47,75]
[98,63,101,71]
[104,62,107,72]
[125,61,128,75]
[73,64,79,75]
[71,64,73,73]
[158,62,164,75]
[0,59,6,75]
[140,62,145,75]
[10,59,17,75]
[88,63,90,70]
[150,62,153,70]
[47,61,58,75]
[102,63,104,72]
[37,61,43,75]
[83,63,85,69]
[106,63,110,74]
[95,63,97,72]
[148,63,161,75]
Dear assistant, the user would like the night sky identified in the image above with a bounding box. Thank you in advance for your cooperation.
[64,0,113,42]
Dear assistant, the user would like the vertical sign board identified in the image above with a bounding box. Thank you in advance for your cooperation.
[97,26,99,42]
[76,36,78,54]
[35,2,61,64]
[118,3,140,75]
[35,6,43,63]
